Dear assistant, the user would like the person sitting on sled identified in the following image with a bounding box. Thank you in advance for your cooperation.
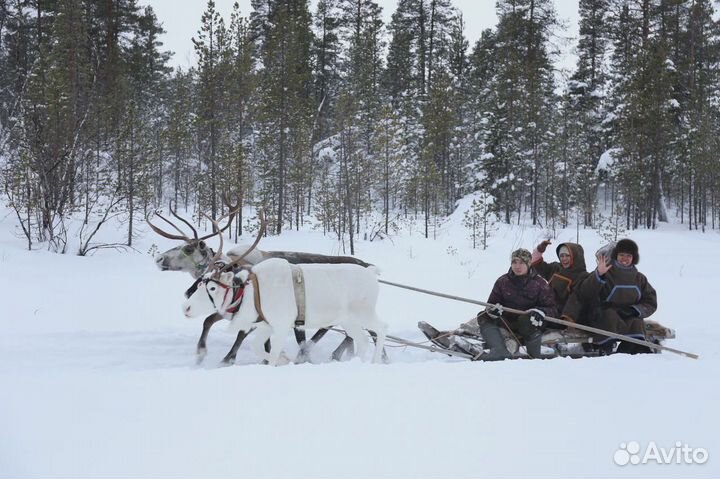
[473,248,558,360]
[573,238,657,355]
[419,249,557,360]
[531,240,590,326]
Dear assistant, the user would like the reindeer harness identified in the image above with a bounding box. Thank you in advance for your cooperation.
[208,265,307,327]
[201,276,245,315]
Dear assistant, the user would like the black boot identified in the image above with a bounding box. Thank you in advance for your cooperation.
[478,320,512,361]
[617,340,653,354]
[524,332,543,359]
[595,339,616,356]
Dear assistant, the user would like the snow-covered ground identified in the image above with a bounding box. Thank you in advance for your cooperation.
[1,204,718,478]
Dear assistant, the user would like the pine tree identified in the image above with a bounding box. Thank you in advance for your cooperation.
[257,0,314,234]
[566,0,611,226]
[193,0,228,218]
[482,0,557,225]
[374,104,407,235]
[223,4,256,236]
[384,0,415,102]
[607,0,683,228]
[19,0,92,249]
[463,192,497,250]
[678,0,720,229]
[312,0,341,140]
[165,69,195,209]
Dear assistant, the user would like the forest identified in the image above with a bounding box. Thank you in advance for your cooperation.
[1,0,718,254]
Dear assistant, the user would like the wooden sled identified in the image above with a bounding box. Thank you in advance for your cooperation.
[418,319,676,359]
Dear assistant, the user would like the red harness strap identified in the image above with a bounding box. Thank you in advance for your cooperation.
[225,285,245,314]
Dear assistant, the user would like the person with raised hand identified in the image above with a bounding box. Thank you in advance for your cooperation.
[575,239,657,355]
[531,239,590,327]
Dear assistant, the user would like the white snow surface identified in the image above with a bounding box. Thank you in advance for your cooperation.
[1,205,718,479]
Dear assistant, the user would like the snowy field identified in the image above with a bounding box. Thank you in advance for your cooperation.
[1,203,718,479]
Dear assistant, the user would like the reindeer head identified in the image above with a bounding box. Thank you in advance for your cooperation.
[182,210,266,318]
[148,198,240,278]
[156,241,213,277]
[183,271,239,318]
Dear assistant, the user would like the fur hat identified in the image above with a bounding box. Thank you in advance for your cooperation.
[511,248,532,267]
[612,238,639,265]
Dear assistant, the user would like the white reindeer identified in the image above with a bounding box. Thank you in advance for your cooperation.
[148,204,373,363]
[183,258,388,365]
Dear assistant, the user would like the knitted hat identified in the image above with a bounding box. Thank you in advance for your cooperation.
[511,248,532,267]
[612,238,639,265]
[558,245,570,257]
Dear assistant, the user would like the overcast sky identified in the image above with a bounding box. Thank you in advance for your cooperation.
[143,0,580,73]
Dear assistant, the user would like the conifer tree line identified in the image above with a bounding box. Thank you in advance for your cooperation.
[1,0,719,253]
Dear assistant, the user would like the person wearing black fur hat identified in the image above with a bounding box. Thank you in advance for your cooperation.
[574,238,657,354]
[531,240,590,326]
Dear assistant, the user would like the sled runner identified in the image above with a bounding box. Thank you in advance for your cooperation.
[417,319,676,360]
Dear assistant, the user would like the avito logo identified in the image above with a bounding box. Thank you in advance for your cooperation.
[614,441,709,466]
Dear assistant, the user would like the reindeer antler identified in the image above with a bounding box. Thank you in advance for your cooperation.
[222,209,267,271]
[146,210,193,242]
[169,200,199,241]
[221,192,241,214]
[196,195,240,242]
[202,202,244,265]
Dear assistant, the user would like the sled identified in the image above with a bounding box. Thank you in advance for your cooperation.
[417,319,676,360]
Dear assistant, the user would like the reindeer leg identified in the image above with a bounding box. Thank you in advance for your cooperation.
[294,328,309,363]
[310,328,329,343]
[344,324,368,361]
[220,330,248,365]
[294,328,307,346]
[331,336,354,361]
[297,327,330,363]
[367,320,389,364]
[369,330,390,364]
[269,327,291,366]
[252,324,273,364]
[259,338,272,365]
[197,313,223,364]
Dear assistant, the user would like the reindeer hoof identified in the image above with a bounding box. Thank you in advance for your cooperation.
[219,356,235,366]
[196,348,207,364]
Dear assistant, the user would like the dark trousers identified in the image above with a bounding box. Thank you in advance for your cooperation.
[595,308,645,336]
[591,307,651,354]
[478,313,543,358]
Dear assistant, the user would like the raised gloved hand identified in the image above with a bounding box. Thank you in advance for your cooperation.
[526,308,546,327]
[536,239,552,253]
[485,304,504,319]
